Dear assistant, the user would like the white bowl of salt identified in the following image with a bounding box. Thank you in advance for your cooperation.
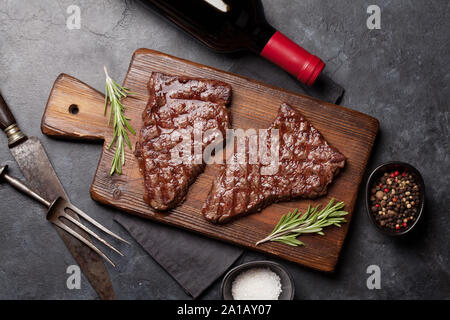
[221,261,295,300]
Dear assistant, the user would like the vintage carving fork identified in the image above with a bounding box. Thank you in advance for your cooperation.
[0,164,128,267]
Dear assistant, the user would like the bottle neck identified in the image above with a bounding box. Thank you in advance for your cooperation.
[246,22,277,53]
[258,29,325,87]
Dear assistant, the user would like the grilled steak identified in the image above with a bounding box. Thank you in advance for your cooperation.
[202,103,346,223]
[135,72,232,210]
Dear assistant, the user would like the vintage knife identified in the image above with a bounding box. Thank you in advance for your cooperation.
[0,91,115,300]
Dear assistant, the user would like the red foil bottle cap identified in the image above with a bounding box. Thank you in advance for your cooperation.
[261,31,325,86]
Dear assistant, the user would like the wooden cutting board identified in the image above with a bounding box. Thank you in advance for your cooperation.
[41,48,378,272]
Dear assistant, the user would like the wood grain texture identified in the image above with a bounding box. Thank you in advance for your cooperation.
[41,49,379,272]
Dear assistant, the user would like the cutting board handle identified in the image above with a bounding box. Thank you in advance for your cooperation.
[42,74,107,141]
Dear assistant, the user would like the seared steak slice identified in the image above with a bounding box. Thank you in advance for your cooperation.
[202,103,345,223]
[135,72,231,210]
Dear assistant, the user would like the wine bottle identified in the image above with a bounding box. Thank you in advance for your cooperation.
[139,0,325,86]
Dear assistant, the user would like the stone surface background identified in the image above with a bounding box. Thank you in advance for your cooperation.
[0,0,449,299]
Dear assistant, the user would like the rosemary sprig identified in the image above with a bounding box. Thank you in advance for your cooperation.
[256,198,348,247]
[103,66,135,175]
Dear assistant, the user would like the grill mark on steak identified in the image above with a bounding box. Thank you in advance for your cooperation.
[135,72,232,210]
[202,103,346,223]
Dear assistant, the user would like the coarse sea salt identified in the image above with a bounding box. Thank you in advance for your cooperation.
[231,267,282,300]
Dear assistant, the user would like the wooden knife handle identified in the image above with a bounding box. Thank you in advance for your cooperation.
[41,74,107,141]
[0,92,17,130]
[0,91,26,147]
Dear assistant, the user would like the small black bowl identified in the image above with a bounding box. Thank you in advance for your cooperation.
[365,161,425,236]
[221,261,295,300]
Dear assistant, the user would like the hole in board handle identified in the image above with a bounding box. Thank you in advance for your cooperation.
[68,104,79,115]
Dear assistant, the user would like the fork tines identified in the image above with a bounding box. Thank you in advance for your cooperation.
[48,198,129,267]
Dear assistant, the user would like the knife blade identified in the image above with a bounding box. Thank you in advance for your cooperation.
[0,91,115,300]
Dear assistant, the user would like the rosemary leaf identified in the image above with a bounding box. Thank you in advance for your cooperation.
[256,198,348,247]
[103,66,135,175]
